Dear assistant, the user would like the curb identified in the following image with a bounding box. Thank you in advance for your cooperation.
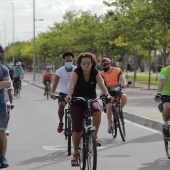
[124,112,162,131]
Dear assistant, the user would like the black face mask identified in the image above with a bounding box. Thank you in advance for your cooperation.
[103,67,110,72]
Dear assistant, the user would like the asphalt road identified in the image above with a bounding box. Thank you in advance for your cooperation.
[6,83,170,170]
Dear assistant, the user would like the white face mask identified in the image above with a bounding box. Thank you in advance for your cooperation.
[65,62,73,68]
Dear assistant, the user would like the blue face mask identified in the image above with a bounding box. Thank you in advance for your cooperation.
[65,62,73,69]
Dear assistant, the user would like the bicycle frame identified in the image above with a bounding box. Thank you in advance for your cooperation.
[51,93,72,156]
[106,85,126,141]
[72,97,99,170]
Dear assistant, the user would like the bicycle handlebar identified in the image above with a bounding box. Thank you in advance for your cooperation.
[108,81,132,93]
[72,96,101,104]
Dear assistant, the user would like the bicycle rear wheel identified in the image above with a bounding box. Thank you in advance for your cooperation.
[116,107,126,141]
[87,132,97,170]
[164,137,170,159]
[111,109,117,139]
[17,88,20,99]
[67,115,72,156]
[46,86,49,100]
[79,134,86,170]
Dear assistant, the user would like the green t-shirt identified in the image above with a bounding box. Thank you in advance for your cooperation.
[14,66,23,78]
[159,66,170,95]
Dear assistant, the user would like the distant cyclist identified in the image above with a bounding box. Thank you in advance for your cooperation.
[100,58,127,133]
[43,65,53,96]
[13,62,24,95]
[154,65,170,137]
[51,51,76,133]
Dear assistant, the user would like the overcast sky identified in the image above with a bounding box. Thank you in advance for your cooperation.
[0,0,112,48]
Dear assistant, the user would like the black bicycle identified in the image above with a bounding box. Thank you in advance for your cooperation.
[52,94,72,156]
[64,103,72,156]
[158,101,170,159]
[45,81,50,100]
[15,80,21,99]
[71,97,101,170]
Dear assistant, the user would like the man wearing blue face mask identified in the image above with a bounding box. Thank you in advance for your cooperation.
[51,51,76,133]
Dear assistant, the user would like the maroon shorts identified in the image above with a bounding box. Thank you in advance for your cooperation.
[70,101,101,132]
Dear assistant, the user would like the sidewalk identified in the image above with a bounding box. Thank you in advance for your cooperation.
[23,71,163,132]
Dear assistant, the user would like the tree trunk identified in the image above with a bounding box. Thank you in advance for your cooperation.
[133,49,138,88]
[162,43,167,67]
[148,48,151,90]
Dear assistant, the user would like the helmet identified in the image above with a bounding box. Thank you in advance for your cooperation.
[62,51,74,59]
[100,58,111,65]
[45,65,50,69]
[0,45,4,53]
[16,62,21,66]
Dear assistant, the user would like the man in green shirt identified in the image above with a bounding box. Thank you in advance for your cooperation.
[155,65,170,137]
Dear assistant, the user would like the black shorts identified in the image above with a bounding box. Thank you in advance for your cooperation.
[13,77,20,83]
[58,92,67,104]
[43,80,51,85]
[161,95,170,104]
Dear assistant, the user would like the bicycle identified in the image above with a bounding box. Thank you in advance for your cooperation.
[71,96,101,170]
[44,81,51,100]
[15,80,21,99]
[158,100,170,159]
[102,82,131,142]
[52,94,72,156]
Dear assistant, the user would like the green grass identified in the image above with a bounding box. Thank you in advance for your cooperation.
[125,76,159,85]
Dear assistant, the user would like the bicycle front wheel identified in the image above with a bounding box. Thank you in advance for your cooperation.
[67,115,72,156]
[17,88,20,99]
[79,134,86,170]
[111,110,117,139]
[87,132,97,170]
[116,107,126,141]
[164,137,170,159]
[46,87,49,100]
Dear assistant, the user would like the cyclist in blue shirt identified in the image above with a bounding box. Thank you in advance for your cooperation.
[13,62,24,95]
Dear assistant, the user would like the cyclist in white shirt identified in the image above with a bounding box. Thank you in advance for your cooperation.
[51,52,76,133]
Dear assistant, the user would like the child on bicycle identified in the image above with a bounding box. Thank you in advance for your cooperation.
[100,58,127,133]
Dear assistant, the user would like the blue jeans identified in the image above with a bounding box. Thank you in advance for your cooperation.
[0,93,7,130]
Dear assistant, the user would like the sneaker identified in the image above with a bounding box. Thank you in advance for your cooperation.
[1,156,9,168]
[108,124,112,133]
[5,130,9,136]
[57,123,63,133]
[96,136,101,147]
[44,91,46,96]
[162,125,169,137]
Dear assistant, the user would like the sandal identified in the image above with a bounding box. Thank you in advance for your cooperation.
[96,136,101,147]
[71,154,79,167]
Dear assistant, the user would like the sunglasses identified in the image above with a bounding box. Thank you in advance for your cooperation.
[102,65,108,68]
[81,61,91,65]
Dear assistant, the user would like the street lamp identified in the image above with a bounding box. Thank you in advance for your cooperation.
[33,0,44,81]
[4,21,6,65]
[11,3,15,67]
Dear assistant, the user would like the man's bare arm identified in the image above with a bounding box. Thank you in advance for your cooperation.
[51,75,60,93]
[0,77,11,89]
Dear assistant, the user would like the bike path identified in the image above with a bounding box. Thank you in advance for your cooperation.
[23,71,162,132]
